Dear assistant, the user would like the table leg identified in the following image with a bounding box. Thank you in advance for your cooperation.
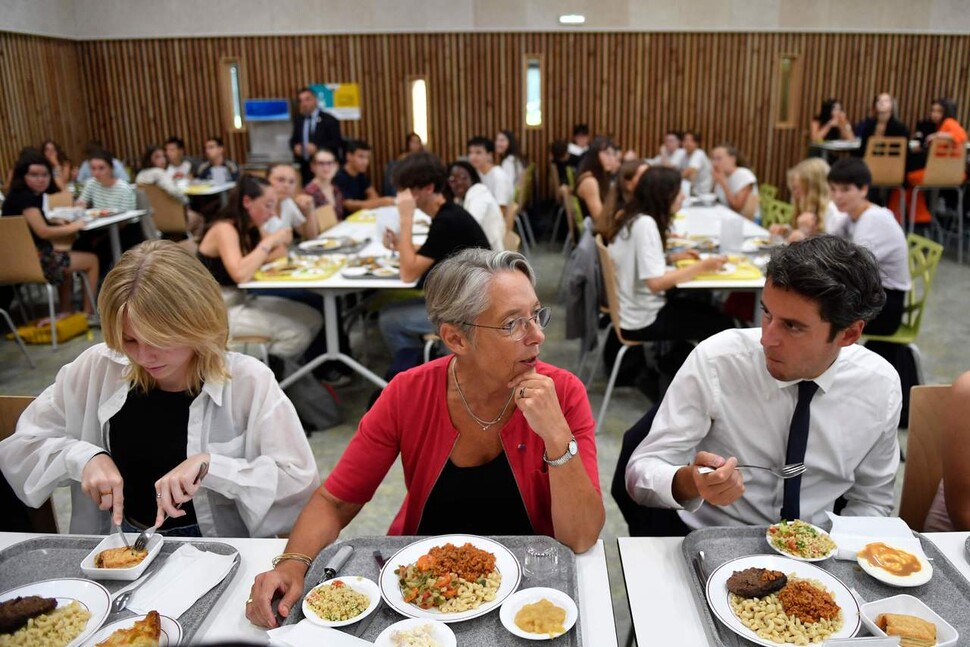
[279,292,388,390]
[109,224,122,264]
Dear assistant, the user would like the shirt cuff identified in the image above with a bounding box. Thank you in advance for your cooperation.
[65,441,110,481]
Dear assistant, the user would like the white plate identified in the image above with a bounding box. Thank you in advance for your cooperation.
[370,267,399,278]
[341,266,369,277]
[84,613,182,646]
[856,542,934,587]
[0,577,111,647]
[498,587,578,640]
[860,594,958,646]
[80,533,164,580]
[374,618,457,647]
[765,521,838,562]
[299,237,352,251]
[302,576,381,628]
[379,534,521,623]
[705,554,861,647]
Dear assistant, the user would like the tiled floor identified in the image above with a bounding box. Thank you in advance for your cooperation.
[2,234,969,645]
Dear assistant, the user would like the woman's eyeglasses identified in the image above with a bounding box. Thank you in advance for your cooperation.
[461,307,551,342]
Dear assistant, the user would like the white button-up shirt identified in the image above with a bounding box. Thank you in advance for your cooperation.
[626,328,901,528]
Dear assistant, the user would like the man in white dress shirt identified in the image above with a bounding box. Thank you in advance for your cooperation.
[467,136,514,208]
[648,131,687,171]
[626,235,901,530]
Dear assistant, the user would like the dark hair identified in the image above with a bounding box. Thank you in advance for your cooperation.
[572,123,590,137]
[467,136,495,154]
[404,132,422,150]
[449,160,481,185]
[9,150,58,195]
[933,97,958,121]
[714,143,748,169]
[297,86,314,97]
[140,145,164,171]
[165,136,185,150]
[206,136,224,147]
[266,162,296,177]
[766,235,886,338]
[828,157,871,189]
[497,129,520,162]
[683,130,702,145]
[576,135,617,199]
[394,152,448,192]
[41,140,69,165]
[345,139,371,154]
[88,149,115,170]
[816,98,841,124]
[609,166,681,248]
[664,130,683,141]
[207,175,270,254]
[549,139,568,158]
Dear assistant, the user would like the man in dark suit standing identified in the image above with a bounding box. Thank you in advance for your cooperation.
[290,87,342,186]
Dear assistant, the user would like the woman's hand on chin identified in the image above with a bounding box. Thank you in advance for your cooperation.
[509,370,570,445]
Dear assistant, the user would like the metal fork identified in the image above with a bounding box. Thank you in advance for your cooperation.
[133,462,208,551]
[697,462,806,479]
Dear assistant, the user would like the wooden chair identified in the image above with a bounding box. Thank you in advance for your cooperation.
[503,201,529,255]
[899,385,950,531]
[593,234,644,435]
[47,190,74,208]
[504,230,522,252]
[909,138,967,262]
[138,183,188,238]
[0,396,58,533]
[0,217,62,349]
[314,204,338,233]
[228,335,270,364]
[864,136,907,219]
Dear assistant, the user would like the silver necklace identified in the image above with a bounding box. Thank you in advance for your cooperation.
[451,359,514,431]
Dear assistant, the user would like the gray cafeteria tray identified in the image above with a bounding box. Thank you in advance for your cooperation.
[283,535,583,646]
[682,526,970,646]
[0,535,240,644]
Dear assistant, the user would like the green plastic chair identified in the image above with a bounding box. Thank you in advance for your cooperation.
[566,165,577,191]
[761,200,793,229]
[863,233,944,384]
[760,183,779,203]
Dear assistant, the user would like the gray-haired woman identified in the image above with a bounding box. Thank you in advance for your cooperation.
[246,248,605,629]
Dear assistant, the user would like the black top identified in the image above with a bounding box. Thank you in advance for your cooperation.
[197,252,236,287]
[417,453,534,536]
[333,168,371,202]
[854,117,911,158]
[416,202,490,289]
[110,387,198,529]
[1,190,50,250]
[289,110,343,162]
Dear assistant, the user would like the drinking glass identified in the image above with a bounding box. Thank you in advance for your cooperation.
[523,543,559,578]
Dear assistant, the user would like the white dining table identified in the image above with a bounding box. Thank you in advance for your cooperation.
[81,209,148,263]
[0,532,617,646]
[618,531,970,646]
[239,210,425,389]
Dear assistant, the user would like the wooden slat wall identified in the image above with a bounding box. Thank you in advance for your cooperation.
[4,31,970,198]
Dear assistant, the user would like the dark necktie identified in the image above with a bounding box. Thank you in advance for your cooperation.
[780,380,819,521]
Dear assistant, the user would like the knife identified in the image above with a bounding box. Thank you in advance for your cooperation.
[320,545,354,583]
[353,550,388,638]
[691,551,741,647]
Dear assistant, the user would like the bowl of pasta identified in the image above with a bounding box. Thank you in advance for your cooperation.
[705,555,860,647]
[378,534,520,623]
[766,520,838,562]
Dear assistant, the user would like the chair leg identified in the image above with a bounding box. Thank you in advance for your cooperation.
[550,206,565,244]
[519,211,537,248]
[16,285,30,323]
[908,343,925,387]
[909,187,921,235]
[958,188,964,264]
[624,626,636,647]
[0,308,34,368]
[78,272,98,315]
[515,216,532,256]
[595,344,633,435]
[45,284,57,350]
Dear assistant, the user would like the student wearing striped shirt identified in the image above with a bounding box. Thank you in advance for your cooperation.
[75,150,136,212]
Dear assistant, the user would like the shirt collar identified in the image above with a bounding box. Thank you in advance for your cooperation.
[101,345,225,405]
[769,349,841,395]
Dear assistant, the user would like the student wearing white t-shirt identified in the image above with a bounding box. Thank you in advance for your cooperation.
[606,166,732,350]
[496,129,525,190]
[774,158,836,243]
[447,160,505,252]
[711,144,760,220]
[681,131,713,196]
[648,131,687,171]
[265,163,318,241]
[467,136,514,208]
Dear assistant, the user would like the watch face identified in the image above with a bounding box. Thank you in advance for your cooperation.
[568,439,578,455]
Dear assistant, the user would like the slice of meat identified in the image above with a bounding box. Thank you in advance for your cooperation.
[0,595,58,634]
[726,567,788,598]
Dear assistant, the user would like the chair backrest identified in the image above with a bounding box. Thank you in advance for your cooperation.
[138,183,186,234]
[901,233,944,335]
[594,234,639,346]
[549,164,563,203]
[503,201,519,231]
[0,217,48,284]
[899,385,950,531]
[47,190,74,208]
[314,204,338,233]
[760,199,793,229]
[504,230,521,252]
[864,136,908,186]
[759,183,779,202]
[922,138,968,186]
[518,163,536,207]
[0,395,57,533]
[561,186,581,245]
[565,165,577,191]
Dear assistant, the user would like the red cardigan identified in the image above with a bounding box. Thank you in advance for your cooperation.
[324,357,600,537]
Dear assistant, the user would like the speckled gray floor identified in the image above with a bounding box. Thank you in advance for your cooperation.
[3,236,969,645]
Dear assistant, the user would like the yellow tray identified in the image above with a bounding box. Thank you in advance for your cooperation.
[183,183,214,195]
[346,210,377,223]
[676,259,763,281]
[254,258,346,282]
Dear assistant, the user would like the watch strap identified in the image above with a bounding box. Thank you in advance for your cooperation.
[543,435,577,466]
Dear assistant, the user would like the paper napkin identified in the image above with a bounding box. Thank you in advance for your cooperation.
[127,544,236,618]
[826,513,928,562]
[267,619,374,646]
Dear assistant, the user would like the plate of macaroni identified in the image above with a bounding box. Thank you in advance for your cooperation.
[766,520,838,562]
[301,576,381,628]
[705,555,860,646]
[0,578,110,647]
[379,535,520,623]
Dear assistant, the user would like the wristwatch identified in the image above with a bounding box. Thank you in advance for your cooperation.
[544,435,578,467]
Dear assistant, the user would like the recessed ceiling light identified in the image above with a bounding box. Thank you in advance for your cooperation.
[559,14,586,25]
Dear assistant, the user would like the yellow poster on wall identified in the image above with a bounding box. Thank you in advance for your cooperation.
[309,83,361,120]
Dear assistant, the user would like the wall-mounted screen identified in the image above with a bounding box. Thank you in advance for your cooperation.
[244,99,290,122]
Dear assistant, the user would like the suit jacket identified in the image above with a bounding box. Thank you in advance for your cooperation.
[290,109,343,161]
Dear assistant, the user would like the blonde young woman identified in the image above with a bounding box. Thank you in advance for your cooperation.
[0,240,319,537]
[771,158,837,242]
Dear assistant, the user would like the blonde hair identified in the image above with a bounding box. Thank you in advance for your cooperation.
[98,240,230,394]
[787,158,831,230]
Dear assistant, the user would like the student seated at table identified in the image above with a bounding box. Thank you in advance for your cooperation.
[854,92,910,160]
[681,131,713,196]
[446,160,506,251]
[41,140,74,191]
[496,129,526,189]
[332,139,394,213]
[382,132,425,197]
[196,175,323,360]
[164,136,194,179]
[378,152,490,356]
[810,98,855,143]
[303,148,345,221]
[265,163,318,241]
[76,139,130,184]
[0,240,319,537]
[136,145,189,204]
[770,158,835,243]
[1,150,98,315]
[75,150,137,212]
[245,247,605,628]
[711,143,760,221]
[924,370,970,531]
[567,123,591,165]
[625,235,900,531]
[196,136,240,184]
[647,131,687,170]
[575,135,621,229]
[468,135,514,209]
